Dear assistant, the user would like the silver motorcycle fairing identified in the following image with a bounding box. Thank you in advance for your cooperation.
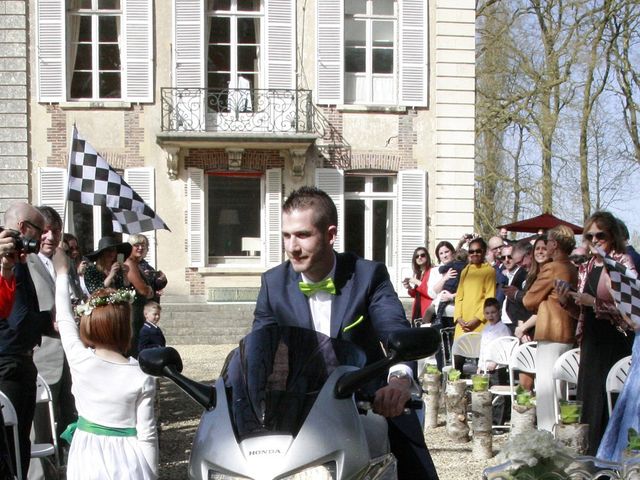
[188,366,395,480]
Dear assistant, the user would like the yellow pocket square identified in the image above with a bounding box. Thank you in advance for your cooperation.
[343,315,364,332]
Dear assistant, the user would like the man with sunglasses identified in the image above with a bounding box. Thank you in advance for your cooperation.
[499,244,528,335]
[487,236,508,305]
[0,202,49,477]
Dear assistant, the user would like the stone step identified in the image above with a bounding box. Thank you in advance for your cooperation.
[157,299,414,345]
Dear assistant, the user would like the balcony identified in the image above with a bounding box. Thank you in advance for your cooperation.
[160,87,314,135]
[156,87,351,177]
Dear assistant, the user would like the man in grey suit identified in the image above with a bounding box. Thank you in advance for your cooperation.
[27,206,79,478]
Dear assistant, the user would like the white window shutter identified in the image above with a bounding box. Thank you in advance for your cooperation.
[266,0,294,89]
[173,0,205,129]
[316,0,343,105]
[399,0,427,106]
[315,168,344,252]
[265,168,282,267]
[37,0,65,102]
[187,168,206,267]
[398,169,426,281]
[124,168,157,268]
[38,167,67,221]
[123,0,153,102]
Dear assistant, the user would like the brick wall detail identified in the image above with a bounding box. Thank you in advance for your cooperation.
[398,110,417,169]
[45,105,145,169]
[184,148,284,171]
[185,267,205,296]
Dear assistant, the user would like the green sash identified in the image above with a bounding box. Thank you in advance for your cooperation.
[61,416,137,444]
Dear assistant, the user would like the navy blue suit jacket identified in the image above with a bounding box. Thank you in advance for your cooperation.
[253,251,411,370]
[138,322,167,352]
[253,252,437,476]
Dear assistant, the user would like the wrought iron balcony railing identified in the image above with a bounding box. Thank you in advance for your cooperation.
[160,87,351,166]
[160,87,314,134]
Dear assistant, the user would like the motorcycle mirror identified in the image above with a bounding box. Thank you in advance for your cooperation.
[139,347,217,410]
[335,327,441,399]
[386,327,441,362]
[138,347,183,376]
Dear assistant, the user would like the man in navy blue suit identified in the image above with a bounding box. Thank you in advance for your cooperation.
[253,186,438,479]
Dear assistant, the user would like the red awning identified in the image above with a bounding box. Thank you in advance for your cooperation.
[498,213,583,234]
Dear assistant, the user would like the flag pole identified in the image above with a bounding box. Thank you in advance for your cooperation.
[62,123,77,233]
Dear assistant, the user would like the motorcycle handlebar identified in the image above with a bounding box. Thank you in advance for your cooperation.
[355,395,423,413]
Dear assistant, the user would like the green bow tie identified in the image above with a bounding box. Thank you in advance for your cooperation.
[298,278,336,296]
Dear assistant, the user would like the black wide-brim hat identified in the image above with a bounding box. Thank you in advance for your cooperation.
[85,236,133,261]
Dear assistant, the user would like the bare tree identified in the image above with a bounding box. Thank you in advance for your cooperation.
[610,3,640,163]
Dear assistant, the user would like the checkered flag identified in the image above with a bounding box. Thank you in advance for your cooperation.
[67,127,170,234]
[597,247,640,329]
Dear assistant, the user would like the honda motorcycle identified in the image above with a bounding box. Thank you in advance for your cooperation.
[139,326,439,480]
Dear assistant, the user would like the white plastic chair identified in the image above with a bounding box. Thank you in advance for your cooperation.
[551,348,580,423]
[482,336,519,374]
[442,332,482,379]
[606,355,632,415]
[31,375,60,470]
[483,336,519,430]
[508,341,537,405]
[0,390,21,480]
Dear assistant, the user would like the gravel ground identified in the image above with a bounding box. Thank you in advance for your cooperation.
[158,345,505,480]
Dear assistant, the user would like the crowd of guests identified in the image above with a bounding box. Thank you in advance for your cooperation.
[0,201,168,479]
[405,212,640,460]
[2,195,640,478]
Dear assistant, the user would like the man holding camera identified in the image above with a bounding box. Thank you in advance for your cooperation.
[0,202,48,477]
[27,206,79,479]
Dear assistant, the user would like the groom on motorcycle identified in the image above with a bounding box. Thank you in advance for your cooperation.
[253,186,439,480]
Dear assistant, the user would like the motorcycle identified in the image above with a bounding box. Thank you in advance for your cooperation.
[139,326,440,480]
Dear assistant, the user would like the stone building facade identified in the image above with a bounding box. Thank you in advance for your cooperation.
[17,0,475,305]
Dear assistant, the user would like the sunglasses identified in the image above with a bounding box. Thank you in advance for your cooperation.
[570,255,588,264]
[502,255,513,260]
[468,249,483,254]
[416,253,427,258]
[584,231,608,242]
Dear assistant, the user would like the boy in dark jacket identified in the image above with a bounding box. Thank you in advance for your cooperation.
[138,301,166,352]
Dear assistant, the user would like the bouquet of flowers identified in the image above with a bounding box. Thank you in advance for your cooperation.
[495,430,573,479]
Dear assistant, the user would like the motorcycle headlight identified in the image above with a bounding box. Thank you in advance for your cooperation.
[208,471,251,480]
[208,462,335,480]
[278,462,336,480]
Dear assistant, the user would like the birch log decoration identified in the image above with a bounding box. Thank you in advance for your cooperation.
[422,373,442,430]
[510,404,536,437]
[471,391,493,459]
[555,423,589,454]
[445,380,470,442]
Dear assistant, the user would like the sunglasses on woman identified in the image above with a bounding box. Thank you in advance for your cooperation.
[416,253,427,258]
[584,231,608,242]
[468,249,483,254]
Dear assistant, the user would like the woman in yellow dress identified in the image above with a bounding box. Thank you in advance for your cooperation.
[453,237,496,340]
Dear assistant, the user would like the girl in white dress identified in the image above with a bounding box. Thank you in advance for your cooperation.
[53,248,158,479]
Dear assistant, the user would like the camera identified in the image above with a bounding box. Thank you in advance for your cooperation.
[464,233,474,239]
[0,226,40,254]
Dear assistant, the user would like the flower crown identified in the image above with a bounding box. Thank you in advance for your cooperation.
[75,289,136,317]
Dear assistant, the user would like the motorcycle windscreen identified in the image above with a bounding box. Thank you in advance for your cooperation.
[221,326,367,442]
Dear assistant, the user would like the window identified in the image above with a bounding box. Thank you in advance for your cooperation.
[316,0,426,106]
[344,0,396,104]
[208,174,261,258]
[344,174,395,263]
[68,0,122,100]
[37,0,152,103]
[207,0,262,111]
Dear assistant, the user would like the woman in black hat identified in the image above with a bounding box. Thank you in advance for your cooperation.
[83,237,132,294]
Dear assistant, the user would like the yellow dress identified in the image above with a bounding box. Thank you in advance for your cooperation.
[453,262,496,338]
